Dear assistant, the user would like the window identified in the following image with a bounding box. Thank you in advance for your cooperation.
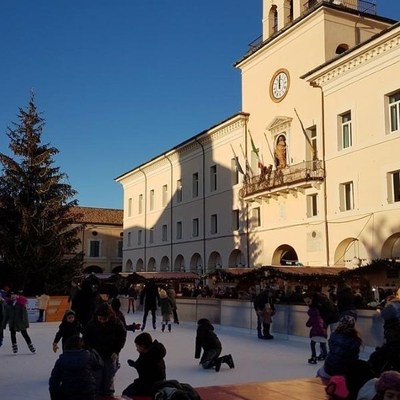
[162,185,168,207]
[192,218,199,237]
[252,207,261,227]
[211,214,218,234]
[138,230,143,245]
[138,194,143,214]
[176,221,182,240]
[231,158,239,185]
[210,165,217,192]
[340,181,354,211]
[177,179,183,203]
[117,240,123,258]
[127,232,131,247]
[339,111,352,149]
[232,209,240,230]
[389,92,400,133]
[388,170,400,203]
[128,197,132,217]
[193,172,199,198]
[149,189,155,211]
[149,227,154,244]
[162,224,168,242]
[307,194,318,217]
[89,240,100,257]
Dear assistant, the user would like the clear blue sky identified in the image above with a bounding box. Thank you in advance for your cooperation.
[0,1,399,210]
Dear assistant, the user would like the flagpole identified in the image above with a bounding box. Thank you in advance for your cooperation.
[263,131,275,166]
[294,108,316,159]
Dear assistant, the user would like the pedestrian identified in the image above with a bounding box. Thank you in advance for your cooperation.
[166,285,179,324]
[253,287,275,339]
[36,292,50,322]
[336,281,358,320]
[159,288,173,332]
[0,295,4,347]
[127,284,137,314]
[122,332,166,398]
[2,292,36,354]
[195,318,234,372]
[140,280,159,331]
[68,279,80,306]
[49,335,103,400]
[52,310,84,353]
[313,291,339,333]
[83,302,127,397]
[379,293,400,344]
[317,315,362,379]
[303,293,328,364]
[71,275,103,327]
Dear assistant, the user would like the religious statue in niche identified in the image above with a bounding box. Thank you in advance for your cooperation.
[274,134,287,169]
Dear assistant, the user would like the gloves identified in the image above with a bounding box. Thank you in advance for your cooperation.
[52,343,59,353]
[127,359,136,368]
[134,323,141,330]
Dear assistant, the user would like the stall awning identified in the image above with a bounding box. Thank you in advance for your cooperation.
[120,271,199,283]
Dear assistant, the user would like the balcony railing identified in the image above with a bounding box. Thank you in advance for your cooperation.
[304,0,376,15]
[239,160,325,199]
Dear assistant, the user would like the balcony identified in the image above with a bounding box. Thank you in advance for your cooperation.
[239,160,325,200]
[304,0,376,15]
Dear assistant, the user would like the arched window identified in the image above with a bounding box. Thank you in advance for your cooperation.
[336,44,349,55]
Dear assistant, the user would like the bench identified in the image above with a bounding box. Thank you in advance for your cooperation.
[195,377,329,400]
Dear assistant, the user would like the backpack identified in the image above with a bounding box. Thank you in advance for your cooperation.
[152,380,202,400]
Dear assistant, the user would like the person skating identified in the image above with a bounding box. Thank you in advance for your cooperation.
[52,310,83,353]
[159,288,173,332]
[49,335,103,400]
[195,318,234,372]
[122,332,166,398]
[139,281,159,331]
[83,302,127,397]
[253,287,275,339]
[2,292,36,354]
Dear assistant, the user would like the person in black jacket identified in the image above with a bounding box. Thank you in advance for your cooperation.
[49,335,103,400]
[122,332,166,398]
[52,310,83,353]
[140,281,160,331]
[195,318,234,372]
[83,302,127,397]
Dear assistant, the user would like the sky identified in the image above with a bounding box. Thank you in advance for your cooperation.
[2,310,374,399]
[0,1,399,210]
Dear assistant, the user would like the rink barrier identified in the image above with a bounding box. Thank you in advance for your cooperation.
[43,296,69,322]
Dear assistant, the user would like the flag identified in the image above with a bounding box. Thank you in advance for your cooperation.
[230,145,244,175]
[239,144,254,177]
[249,131,264,170]
[294,108,315,156]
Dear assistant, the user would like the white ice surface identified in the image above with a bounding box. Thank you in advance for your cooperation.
[1,311,372,399]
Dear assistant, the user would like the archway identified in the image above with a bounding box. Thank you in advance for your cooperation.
[160,256,170,271]
[228,249,246,268]
[112,265,122,273]
[271,245,299,265]
[207,251,222,272]
[174,254,185,272]
[381,233,400,260]
[125,259,133,272]
[136,258,144,272]
[334,238,368,267]
[190,253,203,274]
[147,257,156,272]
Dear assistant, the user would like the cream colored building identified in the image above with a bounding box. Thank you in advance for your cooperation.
[71,207,123,273]
[116,0,400,273]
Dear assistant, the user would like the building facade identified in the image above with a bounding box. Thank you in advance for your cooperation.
[71,207,123,273]
[116,0,400,273]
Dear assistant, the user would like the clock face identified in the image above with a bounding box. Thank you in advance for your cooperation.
[270,69,290,102]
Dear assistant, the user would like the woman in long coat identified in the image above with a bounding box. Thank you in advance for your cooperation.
[2,293,36,354]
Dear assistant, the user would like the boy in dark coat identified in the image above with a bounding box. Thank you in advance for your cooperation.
[49,335,103,400]
[83,302,127,397]
[195,318,234,372]
[122,332,166,398]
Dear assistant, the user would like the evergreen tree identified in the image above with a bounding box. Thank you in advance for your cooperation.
[0,94,83,294]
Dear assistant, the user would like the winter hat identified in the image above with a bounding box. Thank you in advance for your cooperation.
[375,371,400,394]
[64,309,75,317]
[159,289,167,298]
[337,315,355,330]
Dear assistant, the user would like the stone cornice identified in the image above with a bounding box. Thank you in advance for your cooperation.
[309,30,400,87]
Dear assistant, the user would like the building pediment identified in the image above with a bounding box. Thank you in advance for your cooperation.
[266,116,293,135]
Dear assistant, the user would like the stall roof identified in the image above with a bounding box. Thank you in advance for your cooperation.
[217,266,346,276]
[120,271,199,282]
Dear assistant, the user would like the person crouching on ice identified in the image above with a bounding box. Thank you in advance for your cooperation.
[195,318,234,372]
